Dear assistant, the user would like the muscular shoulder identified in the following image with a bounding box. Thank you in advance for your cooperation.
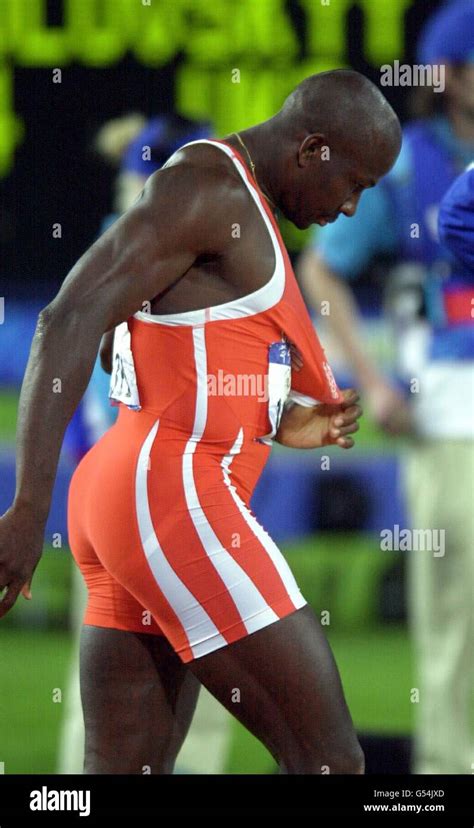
[145,142,248,217]
[142,143,251,254]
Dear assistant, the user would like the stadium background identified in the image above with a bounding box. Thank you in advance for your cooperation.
[0,0,470,774]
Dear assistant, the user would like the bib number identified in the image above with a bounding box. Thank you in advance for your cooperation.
[259,340,291,444]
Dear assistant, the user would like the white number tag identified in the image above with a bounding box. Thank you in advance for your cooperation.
[258,340,291,445]
[109,321,141,410]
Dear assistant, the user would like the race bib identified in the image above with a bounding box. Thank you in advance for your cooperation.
[109,321,141,410]
[258,340,291,445]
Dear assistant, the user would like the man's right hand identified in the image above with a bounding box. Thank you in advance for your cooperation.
[0,502,44,619]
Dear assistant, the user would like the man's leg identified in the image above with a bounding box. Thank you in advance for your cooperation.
[80,626,201,774]
[187,604,364,774]
[176,686,233,774]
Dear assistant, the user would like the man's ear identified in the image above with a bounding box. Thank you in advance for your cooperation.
[297,133,327,167]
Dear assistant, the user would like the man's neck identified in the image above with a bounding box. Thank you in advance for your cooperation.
[232,122,283,210]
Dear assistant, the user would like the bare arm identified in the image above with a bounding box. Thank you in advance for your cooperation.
[100,170,150,373]
[15,170,196,519]
[0,163,237,616]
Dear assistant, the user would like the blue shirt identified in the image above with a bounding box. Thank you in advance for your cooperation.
[438,165,474,274]
[313,117,473,282]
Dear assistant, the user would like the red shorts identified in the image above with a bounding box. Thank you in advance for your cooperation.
[67,406,306,663]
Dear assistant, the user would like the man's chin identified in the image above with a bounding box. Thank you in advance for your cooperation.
[287,211,325,230]
[291,216,312,230]
[281,207,311,230]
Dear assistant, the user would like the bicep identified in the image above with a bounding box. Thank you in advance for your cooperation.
[43,167,215,334]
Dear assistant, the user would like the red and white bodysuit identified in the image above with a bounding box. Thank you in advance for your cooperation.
[67,139,343,663]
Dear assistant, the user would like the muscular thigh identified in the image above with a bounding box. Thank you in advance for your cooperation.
[80,626,200,773]
[187,604,358,772]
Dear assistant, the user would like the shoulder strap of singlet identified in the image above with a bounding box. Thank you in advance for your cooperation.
[176,137,281,237]
[132,138,286,324]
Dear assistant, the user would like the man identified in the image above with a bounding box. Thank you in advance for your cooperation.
[0,70,400,774]
[58,114,236,776]
[298,2,474,773]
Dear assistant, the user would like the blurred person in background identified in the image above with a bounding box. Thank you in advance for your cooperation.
[298,0,474,774]
[57,113,231,775]
[439,163,474,271]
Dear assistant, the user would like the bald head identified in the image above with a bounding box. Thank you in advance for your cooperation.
[240,69,402,229]
[280,69,401,157]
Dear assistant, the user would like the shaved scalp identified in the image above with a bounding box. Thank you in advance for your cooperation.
[278,69,401,156]
[225,69,402,228]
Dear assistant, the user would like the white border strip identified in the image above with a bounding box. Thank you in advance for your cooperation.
[221,428,307,612]
[135,418,227,658]
[182,327,280,631]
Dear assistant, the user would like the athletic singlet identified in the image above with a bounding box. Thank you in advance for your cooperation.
[67,139,343,663]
